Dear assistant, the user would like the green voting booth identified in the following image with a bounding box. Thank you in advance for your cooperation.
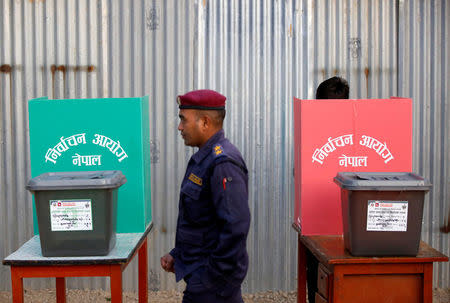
[28,96,151,234]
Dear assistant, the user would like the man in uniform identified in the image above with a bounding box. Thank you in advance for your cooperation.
[161,89,250,303]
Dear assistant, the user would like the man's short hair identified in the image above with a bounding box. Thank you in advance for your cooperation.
[315,76,349,99]
[196,109,226,127]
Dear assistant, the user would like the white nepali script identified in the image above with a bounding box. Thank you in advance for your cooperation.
[312,134,354,164]
[338,155,368,167]
[72,154,102,166]
[359,135,394,163]
[45,133,87,164]
[92,134,128,162]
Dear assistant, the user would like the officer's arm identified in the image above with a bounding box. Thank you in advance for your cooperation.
[169,247,179,259]
[202,161,250,287]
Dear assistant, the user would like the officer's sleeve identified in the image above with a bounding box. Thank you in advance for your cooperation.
[202,161,250,288]
[169,247,179,259]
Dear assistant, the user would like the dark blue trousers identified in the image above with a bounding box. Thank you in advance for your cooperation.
[182,287,243,303]
[182,267,244,303]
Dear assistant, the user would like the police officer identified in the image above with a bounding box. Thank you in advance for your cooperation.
[161,89,250,303]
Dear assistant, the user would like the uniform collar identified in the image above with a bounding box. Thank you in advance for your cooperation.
[192,129,224,163]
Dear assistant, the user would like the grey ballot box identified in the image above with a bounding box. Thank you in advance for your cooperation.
[27,171,126,257]
[334,172,431,256]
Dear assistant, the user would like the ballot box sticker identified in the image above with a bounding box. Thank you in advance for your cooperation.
[50,199,93,231]
[367,200,408,232]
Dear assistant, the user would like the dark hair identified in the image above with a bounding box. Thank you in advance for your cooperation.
[196,109,226,127]
[315,76,349,99]
[215,109,226,122]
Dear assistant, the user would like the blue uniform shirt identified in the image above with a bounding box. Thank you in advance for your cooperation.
[170,129,250,291]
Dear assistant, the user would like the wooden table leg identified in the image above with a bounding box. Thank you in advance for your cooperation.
[298,235,307,303]
[423,263,433,303]
[138,237,148,303]
[110,265,123,303]
[56,277,66,303]
[10,267,24,303]
[333,265,345,303]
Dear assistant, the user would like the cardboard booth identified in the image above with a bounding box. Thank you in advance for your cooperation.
[28,97,152,234]
[293,98,412,235]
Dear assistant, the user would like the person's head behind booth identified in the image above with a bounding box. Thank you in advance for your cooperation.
[308,76,349,303]
[316,76,349,99]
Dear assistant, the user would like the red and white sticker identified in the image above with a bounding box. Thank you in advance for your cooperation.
[367,200,408,232]
[49,199,93,231]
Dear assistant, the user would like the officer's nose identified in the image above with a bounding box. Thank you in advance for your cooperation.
[178,121,183,131]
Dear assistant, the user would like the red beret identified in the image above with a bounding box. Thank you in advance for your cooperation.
[177,89,226,110]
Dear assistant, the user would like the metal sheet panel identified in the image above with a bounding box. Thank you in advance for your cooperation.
[0,0,448,293]
[1,0,37,290]
[196,0,299,292]
[0,0,197,293]
[197,0,398,292]
[399,0,450,288]
[303,0,398,99]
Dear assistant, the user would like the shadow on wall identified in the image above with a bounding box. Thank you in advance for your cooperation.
[440,210,450,233]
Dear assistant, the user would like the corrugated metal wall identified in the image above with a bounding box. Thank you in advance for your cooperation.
[398,0,450,287]
[0,0,448,293]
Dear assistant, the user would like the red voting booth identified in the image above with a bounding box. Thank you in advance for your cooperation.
[293,98,412,235]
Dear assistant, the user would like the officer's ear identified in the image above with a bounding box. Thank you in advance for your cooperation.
[201,114,213,129]
[196,110,217,132]
[194,112,206,129]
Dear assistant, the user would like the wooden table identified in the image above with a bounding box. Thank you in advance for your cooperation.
[2,223,153,303]
[295,231,448,303]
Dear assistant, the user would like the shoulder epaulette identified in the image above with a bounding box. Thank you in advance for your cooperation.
[212,144,227,158]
